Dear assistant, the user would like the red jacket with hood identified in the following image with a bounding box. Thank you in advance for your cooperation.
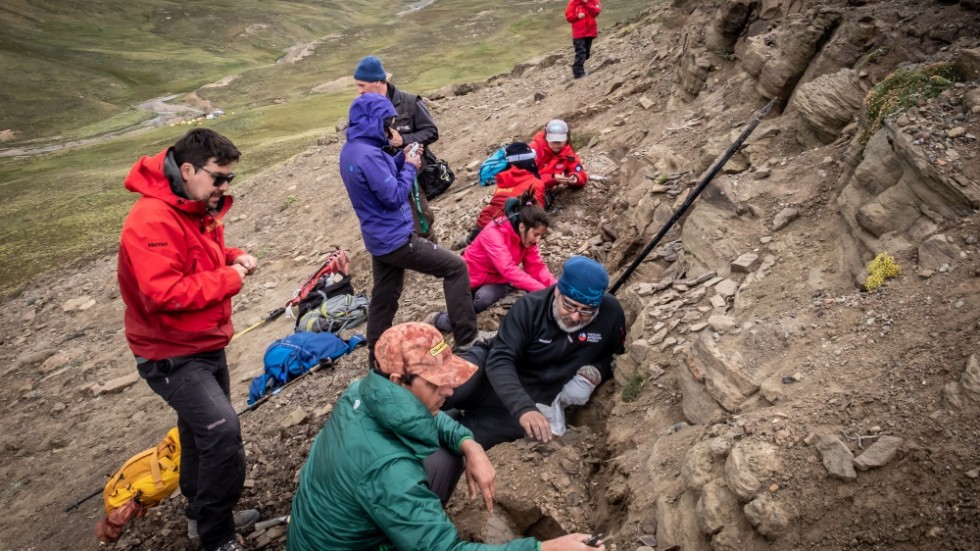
[475,168,546,228]
[529,130,588,192]
[565,0,601,39]
[117,148,245,360]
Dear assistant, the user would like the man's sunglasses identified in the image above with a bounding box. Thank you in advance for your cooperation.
[559,293,598,317]
[195,165,236,186]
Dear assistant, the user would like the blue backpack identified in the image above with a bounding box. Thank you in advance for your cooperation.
[479,147,508,186]
[247,332,364,405]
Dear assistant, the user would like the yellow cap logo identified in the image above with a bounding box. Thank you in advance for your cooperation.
[429,340,448,357]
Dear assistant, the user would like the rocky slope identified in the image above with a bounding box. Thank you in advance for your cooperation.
[1,1,979,550]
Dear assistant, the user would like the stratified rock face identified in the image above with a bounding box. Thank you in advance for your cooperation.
[836,87,980,282]
[742,8,843,100]
[791,69,867,144]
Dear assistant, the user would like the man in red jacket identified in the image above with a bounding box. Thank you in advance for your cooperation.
[117,128,258,551]
[565,0,602,79]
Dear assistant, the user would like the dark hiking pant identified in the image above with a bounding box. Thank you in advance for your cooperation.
[137,350,245,551]
[572,37,594,78]
[368,233,477,365]
[422,343,511,503]
[433,283,511,333]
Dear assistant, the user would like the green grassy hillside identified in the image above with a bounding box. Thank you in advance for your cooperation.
[0,0,652,298]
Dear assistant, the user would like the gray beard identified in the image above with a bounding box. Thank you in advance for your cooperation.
[552,298,594,334]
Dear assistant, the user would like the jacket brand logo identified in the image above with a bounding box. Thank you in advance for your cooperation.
[538,338,553,344]
[148,241,168,247]
[578,332,602,343]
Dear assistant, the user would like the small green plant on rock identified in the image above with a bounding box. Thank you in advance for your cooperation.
[280,195,297,212]
[860,62,963,148]
[865,252,900,291]
[621,370,646,403]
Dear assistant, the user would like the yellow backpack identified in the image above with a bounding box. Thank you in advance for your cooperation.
[102,427,182,514]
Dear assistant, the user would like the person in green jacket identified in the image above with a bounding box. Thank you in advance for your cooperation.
[287,322,604,551]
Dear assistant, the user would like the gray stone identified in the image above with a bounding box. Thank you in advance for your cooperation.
[639,96,655,110]
[715,279,739,298]
[696,481,739,536]
[686,334,758,412]
[91,372,140,396]
[63,296,96,312]
[853,435,903,470]
[725,440,780,501]
[744,494,790,539]
[280,407,308,430]
[677,359,725,425]
[682,440,721,493]
[816,434,856,480]
[710,294,727,309]
[707,315,737,333]
[772,207,800,231]
[918,234,962,272]
[731,253,761,273]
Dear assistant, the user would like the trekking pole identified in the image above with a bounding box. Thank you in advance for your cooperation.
[609,97,779,295]
[65,488,104,513]
[236,358,334,416]
[231,306,286,342]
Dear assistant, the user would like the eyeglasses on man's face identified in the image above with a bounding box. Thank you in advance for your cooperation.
[195,164,235,186]
[558,293,598,317]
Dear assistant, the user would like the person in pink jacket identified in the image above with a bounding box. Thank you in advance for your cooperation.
[429,190,556,333]
[565,0,602,79]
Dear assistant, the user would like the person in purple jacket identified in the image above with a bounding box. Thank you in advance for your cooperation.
[339,93,478,363]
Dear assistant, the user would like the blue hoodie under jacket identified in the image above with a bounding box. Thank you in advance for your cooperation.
[340,93,418,256]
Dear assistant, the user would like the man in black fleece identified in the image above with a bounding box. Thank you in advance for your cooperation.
[440,256,626,448]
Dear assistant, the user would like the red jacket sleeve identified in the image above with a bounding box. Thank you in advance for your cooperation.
[121,210,242,314]
[588,0,602,17]
[567,150,588,187]
[564,0,578,23]
[483,226,550,292]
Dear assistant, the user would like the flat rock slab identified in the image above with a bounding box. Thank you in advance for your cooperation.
[854,435,903,470]
[817,434,856,480]
[731,253,761,273]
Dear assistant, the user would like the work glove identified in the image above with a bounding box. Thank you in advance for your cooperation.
[535,365,601,436]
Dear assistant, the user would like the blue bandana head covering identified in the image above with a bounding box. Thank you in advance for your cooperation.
[557,256,608,307]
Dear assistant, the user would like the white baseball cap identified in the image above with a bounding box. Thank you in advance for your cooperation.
[545,119,569,142]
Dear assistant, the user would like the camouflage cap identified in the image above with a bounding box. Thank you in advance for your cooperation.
[375,322,477,387]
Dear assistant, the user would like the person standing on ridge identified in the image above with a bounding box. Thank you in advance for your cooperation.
[339,93,479,364]
[565,0,602,79]
[117,128,260,551]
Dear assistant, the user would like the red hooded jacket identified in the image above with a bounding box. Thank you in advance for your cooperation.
[475,168,547,228]
[529,130,588,192]
[117,149,245,360]
[565,0,601,39]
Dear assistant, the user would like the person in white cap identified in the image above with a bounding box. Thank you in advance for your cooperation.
[529,119,589,208]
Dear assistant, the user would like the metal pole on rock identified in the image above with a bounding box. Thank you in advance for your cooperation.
[609,97,779,295]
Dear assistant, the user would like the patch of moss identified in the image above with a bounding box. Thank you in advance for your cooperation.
[860,62,963,148]
[621,371,646,403]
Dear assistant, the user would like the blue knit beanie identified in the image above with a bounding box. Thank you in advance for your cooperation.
[557,256,609,307]
[354,56,387,82]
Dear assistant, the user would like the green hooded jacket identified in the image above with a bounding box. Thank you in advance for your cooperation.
[287,371,539,551]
